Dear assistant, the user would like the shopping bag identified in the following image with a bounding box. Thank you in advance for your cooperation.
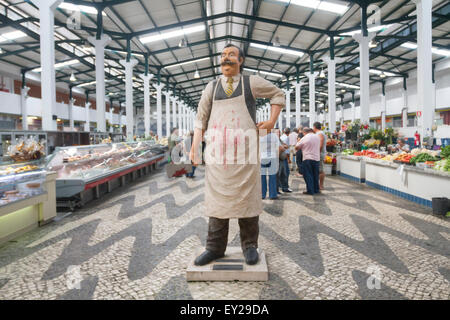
[166,163,193,178]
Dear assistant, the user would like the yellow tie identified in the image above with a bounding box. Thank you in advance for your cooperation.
[225,77,234,97]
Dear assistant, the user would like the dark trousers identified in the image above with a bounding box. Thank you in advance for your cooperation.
[302,160,320,194]
[206,216,259,255]
[261,159,278,199]
[277,157,289,191]
[296,149,303,174]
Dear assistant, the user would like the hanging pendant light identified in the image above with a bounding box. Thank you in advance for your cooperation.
[194,70,200,79]
[369,40,378,48]
[273,36,280,47]
[319,68,326,79]
[70,72,77,82]
[380,72,386,78]
[178,39,187,48]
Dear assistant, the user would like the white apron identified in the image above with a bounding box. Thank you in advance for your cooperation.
[204,77,262,219]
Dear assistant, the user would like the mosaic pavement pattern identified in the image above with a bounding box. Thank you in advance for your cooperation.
[0,166,449,300]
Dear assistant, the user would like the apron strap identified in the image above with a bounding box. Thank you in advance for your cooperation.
[204,79,219,129]
[243,75,256,124]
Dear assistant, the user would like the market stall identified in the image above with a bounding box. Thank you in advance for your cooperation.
[337,146,450,209]
[46,141,168,209]
[336,154,366,183]
[0,160,56,245]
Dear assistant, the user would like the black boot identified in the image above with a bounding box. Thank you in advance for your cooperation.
[194,250,224,266]
[243,247,259,265]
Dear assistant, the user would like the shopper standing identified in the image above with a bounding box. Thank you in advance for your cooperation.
[313,122,327,190]
[280,128,292,192]
[296,127,320,195]
[260,130,279,200]
[295,128,304,176]
[289,128,298,171]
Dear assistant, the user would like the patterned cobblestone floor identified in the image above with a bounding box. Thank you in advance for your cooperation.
[0,166,449,300]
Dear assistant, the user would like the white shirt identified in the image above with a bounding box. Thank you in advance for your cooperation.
[280,134,290,154]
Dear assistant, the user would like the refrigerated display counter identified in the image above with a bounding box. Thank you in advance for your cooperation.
[0,161,57,245]
[45,141,168,209]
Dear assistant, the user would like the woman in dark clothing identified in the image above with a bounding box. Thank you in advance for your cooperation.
[296,131,304,175]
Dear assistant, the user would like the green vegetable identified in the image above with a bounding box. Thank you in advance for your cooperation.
[440,145,450,159]
[342,149,356,155]
[410,153,438,164]
[433,159,450,172]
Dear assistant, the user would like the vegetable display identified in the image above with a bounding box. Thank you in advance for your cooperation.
[410,153,438,165]
[440,145,450,159]
[433,158,450,172]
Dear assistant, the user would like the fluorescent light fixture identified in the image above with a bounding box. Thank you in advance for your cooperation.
[341,24,392,36]
[165,57,209,69]
[59,3,106,16]
[0,31,27,43]
[244,68,283,78]
[77,81,96,87]
[140,25,205,44]
[277,0,348,14]
[336,82,359,89]
[250,42,304,57]
[356,67,396,77]
[401,42,450,56]
[33,59,79,72]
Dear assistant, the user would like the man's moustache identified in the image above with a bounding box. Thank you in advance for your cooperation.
[221,61,236,66]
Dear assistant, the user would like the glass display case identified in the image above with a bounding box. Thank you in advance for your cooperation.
[0,163,46,207]
[46,141,162,181]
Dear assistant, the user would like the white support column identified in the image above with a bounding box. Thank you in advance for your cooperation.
[84,102,91,132]
[109,103,114,133]
[351,102,356,123]
[340,104,344,128]
[20,87,30,130]
[381,92,387,131]
[118,103,123,128]
[153,83,165,138]
[294,82,304,128]
[171,97,177,128]
[323,56,344,133]
[278,111,283,132]
[182,103,187,135]
[402,87,408,128]
[306,72,319,127]
[178,100,183,135]
[283,89,292,129]
[68,98,75,130]
[120,59,138,140]
[88,34,111,133]
[34,0,62,131]
[140,73,154,138]
[164,90,172,137]
[353,32,375,126]
[413,0,433,142]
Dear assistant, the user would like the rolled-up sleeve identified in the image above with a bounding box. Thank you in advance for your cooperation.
[194,81,214,130]
[250,75,285,108]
